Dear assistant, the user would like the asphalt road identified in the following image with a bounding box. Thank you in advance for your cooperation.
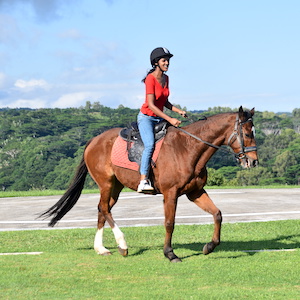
[0,189,299,231]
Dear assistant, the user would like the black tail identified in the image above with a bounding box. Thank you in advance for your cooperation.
[39,157,88,227]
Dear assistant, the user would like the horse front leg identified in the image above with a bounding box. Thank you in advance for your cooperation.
[94,182,127,256]
[163,191,181,263]
[187,189,222,255]
[94,213,111,255]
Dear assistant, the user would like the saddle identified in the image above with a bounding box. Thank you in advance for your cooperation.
[119,121,169,166]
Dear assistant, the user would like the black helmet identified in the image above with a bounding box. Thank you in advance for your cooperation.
[150,47,173,66]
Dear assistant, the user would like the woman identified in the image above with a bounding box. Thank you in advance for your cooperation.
[137,47,187,193]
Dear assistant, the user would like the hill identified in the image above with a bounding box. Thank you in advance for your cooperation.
[1,103,300,190]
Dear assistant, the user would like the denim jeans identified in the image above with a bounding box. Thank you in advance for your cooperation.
[137,111,164,176]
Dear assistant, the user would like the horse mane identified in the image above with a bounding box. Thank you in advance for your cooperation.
[184,111,236,132]
[184,108,253,132]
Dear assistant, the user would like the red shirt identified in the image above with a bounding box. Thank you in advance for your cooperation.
[140,73,170,117]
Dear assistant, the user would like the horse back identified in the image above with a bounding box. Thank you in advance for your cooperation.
[84,128,121,179]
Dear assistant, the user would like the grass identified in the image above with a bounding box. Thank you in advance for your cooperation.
[0,220,299,299]
[0,187,133,198]
[0,185,299,198]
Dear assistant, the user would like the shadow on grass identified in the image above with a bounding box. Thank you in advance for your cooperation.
[118,234,300,260]
[75,234,299,261]
[175,233,300,260]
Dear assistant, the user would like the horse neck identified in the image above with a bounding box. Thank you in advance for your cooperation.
[184,113,236,146]
[181,113,237,166]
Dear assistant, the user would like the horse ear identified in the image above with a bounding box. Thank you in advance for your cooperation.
[250,107,255,116]
[238,106,244,119]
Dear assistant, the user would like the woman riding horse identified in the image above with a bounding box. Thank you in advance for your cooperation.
[40,106,258,262]
[138,47,187,193]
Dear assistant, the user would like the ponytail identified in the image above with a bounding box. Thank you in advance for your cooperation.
[141,67,156,83]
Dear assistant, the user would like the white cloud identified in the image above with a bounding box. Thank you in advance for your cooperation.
[7,98,47,109]
[14,78,50,90]
[51,91,100,108]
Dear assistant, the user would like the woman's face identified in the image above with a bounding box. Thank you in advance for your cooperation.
[156,57,170,72]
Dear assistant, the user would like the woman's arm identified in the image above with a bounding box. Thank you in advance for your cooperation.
[165,100,187,118]
[147,94,182,127]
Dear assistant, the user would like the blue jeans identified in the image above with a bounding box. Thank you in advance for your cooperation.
[137,111,163,176]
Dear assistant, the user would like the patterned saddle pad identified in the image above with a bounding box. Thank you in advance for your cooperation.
[111,135,164,172]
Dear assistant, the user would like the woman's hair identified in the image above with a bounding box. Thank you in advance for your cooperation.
[141,67,156,83]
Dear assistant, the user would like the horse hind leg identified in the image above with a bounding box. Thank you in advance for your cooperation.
[94,180,128,256]
[187,189,222,255]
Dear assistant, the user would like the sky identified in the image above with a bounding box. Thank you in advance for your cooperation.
[0,0,299,113]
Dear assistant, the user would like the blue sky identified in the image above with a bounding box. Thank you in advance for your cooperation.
[0,0,299,112]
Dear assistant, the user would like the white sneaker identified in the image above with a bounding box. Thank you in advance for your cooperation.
[137,179,154,193]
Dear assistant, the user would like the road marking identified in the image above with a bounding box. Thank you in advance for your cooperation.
[1,211,299,224]
[0,252,43,256]
[242,249,296,253]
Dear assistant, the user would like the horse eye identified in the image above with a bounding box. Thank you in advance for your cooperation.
[245,126,255,138]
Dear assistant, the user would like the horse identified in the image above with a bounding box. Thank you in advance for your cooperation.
[40,106,258,262]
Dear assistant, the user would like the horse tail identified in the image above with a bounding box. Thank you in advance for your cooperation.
[39,156,88,227]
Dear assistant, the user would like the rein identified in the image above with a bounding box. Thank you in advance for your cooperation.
[177,127,221,150]
[176,113,257,160]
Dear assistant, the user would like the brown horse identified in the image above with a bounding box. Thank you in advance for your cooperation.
[40,106,258,262]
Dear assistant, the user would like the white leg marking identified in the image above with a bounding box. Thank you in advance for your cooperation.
[112,223,128,250]
[94,228,111,255]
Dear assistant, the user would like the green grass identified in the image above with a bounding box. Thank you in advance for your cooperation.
[0,220,299,299]
[0,187,134,198]
[0,185,299,198]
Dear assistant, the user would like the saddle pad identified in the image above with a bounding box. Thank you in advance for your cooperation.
[111,136,164,171]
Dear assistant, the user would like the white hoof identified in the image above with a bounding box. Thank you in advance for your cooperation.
[94,246,112,256]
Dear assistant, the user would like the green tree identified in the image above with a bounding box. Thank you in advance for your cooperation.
[236,167,273,186]
[206,168,225,186]
[272,150,297,178]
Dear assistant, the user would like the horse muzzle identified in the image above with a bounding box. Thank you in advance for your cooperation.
[235,145,258,169]
[236,153,258,169]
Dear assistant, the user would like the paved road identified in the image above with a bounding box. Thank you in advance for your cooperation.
[0,189,299,231]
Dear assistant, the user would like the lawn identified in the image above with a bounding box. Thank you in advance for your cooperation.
[0,220,299,299]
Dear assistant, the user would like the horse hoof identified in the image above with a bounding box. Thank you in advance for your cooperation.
[203,242,215,255]
[95,247,112,256]
[171,257,182,263]
[118,246,128,256]
[203,244,209,255]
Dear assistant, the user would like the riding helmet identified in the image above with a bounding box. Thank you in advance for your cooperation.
[150,47,173,66]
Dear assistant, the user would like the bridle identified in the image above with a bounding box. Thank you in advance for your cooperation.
[227,114,257,160]
[177,113,257,161]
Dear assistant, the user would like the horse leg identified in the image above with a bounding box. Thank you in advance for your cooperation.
[187,189,222,255]
[163,190,181,263]
[94,180,128,256]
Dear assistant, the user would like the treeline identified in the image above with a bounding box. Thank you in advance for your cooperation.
[1,102,300,191]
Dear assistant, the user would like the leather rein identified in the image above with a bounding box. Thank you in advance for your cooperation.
[177,114,257,160]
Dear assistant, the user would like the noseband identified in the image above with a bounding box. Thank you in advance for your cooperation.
[177,113,257,161]
[227,114,257,160]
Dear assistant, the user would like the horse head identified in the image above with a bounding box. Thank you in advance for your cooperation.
[227,106,259,169]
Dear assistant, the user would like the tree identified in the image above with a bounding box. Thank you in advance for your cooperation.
[206,168,225,186]
[2,105,300,191]
[236,167,273,186]
[272,150,297,178]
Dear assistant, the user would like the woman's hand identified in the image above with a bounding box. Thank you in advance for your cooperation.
[169,118,181,127]
[179,110,188,118]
